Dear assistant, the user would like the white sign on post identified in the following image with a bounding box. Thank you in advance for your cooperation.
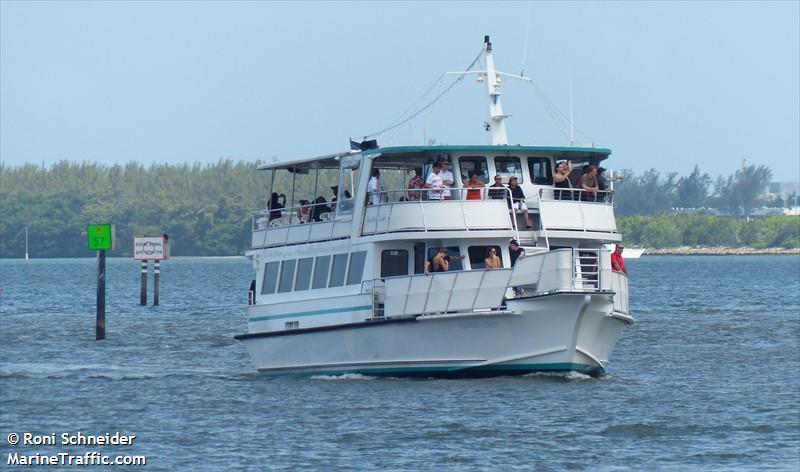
[133,236,169,260]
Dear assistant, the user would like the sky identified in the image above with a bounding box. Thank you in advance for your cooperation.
[1,1,798,180]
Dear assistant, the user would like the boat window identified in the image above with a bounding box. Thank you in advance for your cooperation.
[413,243,426,274]
[278,259,296,293]
[426,246,464,271]
[381,249,409,277]
[495,156,523,183]
[312,255,331,289]
[458,156,489,184]
[347,251,368,285]
[261,261,280,294]
[528,157,553,185]
[295,257,314,291]
[329,253,349,287]
[468,245,503,269]
[336,154,360,217]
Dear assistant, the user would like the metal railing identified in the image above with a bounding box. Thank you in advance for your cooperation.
[538,188,617,236]
[363,187,521,238]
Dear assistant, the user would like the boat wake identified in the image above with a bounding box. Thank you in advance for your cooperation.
[309,373,379,381]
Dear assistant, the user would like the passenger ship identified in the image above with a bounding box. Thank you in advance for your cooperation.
[235,36,633,377]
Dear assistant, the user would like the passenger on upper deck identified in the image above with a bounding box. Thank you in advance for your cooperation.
[296,200,311,223]
[268,192,286,221]
[407,168,425,201]
[425,162,445,200]
[330,186,339,210]
[596,167,623,202]
[580,165,599,202]
[440,161,455,200]
[311,196,331,222]
[464,171,484,200]
[507,177,534,229]
[488,175,506,200]
[368,168,383,205]
[554,161,574,200]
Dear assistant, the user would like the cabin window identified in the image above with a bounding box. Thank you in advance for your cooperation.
[468,246,503,270]
[312,255,331,289]
[495,156,523,183]
[329,253,349,287]
[381,250,409,277]
[458,156,489,184]
[261,261,280,294]
[528,157,553,185]
[347,251,368,285]
[278,259,296,293]
[426,246,464,271]
[295,257,314,291]
[413,243,426,274]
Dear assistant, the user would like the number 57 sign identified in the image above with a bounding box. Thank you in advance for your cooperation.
[87,224,115,251]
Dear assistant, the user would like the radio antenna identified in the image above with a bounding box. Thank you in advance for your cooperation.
[520,2,532,77]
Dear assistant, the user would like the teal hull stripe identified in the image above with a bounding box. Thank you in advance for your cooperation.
[259,363,600,377]
[250,305,373,322]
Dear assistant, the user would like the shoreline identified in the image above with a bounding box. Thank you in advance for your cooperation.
[643,246,800,256]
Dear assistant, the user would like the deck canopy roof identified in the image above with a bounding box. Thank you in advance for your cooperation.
[257,145,612,171]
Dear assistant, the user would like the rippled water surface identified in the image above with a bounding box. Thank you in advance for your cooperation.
[2,256,799,470]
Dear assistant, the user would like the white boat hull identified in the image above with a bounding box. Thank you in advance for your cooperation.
[236,292,631,377]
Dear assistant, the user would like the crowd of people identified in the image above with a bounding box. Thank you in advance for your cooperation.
[264,159,623,227]
[265,185,352,225]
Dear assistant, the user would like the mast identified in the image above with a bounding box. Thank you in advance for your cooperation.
[483,36,509,145]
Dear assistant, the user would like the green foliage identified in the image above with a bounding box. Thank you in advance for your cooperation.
[0,160,271,258]
[617,213,800,248]
[1,160,796,257]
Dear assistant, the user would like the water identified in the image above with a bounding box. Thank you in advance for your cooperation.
[1,256,798,471]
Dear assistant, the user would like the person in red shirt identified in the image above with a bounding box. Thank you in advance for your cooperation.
[611,243,627,275]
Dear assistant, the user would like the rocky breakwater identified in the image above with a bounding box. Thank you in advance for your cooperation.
[647,246,800,256]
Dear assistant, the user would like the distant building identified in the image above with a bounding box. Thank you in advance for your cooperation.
[768,182,799,200]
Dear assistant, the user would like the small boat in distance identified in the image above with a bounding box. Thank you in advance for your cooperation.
[622,247,646,259]
[235,36,633,377]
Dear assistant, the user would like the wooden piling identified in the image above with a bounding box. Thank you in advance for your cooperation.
[140,260,148,305]
[153,260,160,306]
[96,250,106,340]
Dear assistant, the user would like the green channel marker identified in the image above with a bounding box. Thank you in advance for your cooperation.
[87,224,112,251]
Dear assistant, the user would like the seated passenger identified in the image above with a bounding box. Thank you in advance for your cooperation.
[464,171,484,200]
[507,177,534,229]
[268,192,286,221]
[296,200,310,223]
[484,247,501,269]
[487,175,506,200]
[580,165,599,202]
[407,167,425,200]
[311,196,331,222]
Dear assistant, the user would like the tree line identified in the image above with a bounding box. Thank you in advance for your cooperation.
[0,160,797,258]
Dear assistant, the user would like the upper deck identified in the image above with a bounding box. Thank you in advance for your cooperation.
[250,145,619,249]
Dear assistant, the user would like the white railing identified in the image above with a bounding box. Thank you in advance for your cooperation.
[380,269,513,317]
[361,187,521,238]
[363,248,626,318]
[251,201,352,248]
[509,248,608,296]
[538,189,617,234]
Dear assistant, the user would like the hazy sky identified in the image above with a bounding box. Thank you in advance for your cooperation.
[1,1,798,179]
